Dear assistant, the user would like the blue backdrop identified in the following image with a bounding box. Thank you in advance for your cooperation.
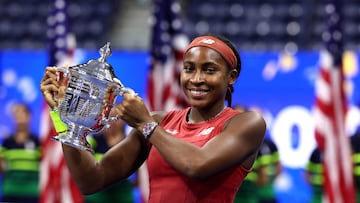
[1,50,359,202]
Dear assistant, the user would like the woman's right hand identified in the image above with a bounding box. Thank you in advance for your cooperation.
[40,66,66,109]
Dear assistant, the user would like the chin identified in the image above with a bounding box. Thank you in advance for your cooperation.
[188,100,207,108]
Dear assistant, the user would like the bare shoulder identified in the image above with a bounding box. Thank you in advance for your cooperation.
[205,110,266,170]
[228,110,265,126]
[225,110,266,142]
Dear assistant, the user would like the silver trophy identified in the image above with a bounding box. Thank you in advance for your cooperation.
[52,42,135,153]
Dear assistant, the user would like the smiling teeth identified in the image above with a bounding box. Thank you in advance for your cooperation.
[191,90,206,96]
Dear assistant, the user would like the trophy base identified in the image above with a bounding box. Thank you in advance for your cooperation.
[52,133,94,153]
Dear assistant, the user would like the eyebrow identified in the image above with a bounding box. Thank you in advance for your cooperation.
[183,60,220,67]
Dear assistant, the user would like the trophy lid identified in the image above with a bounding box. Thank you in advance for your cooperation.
[99,42,111,63]
[71,42,121,86]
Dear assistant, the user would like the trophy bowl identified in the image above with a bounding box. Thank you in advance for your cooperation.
[52,42,135,153]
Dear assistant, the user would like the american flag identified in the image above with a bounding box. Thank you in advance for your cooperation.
[147,0,189,111]
[314,0,356,202]
[39,0,83,202]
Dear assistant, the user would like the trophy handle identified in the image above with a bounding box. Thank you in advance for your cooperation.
[118,87,137,96]
[53,66,70,107]
[113,77,137,96]
[95,84,137,134]
[55,66,70,79]
[100,114,119,130]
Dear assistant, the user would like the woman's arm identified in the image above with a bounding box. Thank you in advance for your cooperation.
[40,67,149,194]
[148,111,265,178]
[117,93,266,179]
[62,129,149,194]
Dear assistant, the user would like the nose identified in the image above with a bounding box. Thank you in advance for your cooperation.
[190,70,204,83]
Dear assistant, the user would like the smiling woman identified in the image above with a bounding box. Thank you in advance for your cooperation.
[39,33,266,203]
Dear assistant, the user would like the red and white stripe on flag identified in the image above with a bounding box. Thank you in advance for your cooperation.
[147,48,187,111]
[314,0,356,201]
[40,0,84,202]
[147,0,189,112]
[314,50,356,203]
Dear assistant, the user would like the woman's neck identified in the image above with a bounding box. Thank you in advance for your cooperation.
[187,105,227,123]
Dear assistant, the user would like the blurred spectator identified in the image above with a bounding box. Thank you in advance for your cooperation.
[351,131,360,202]
[85,112,136,203]
[0,103,41,203]
[234,160,260,203]
[256,138,282,203]
[305,147,323,203]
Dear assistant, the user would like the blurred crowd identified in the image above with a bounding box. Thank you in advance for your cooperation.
[2,0,360,51]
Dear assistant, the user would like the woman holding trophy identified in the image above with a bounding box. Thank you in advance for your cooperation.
[40,34,266,202]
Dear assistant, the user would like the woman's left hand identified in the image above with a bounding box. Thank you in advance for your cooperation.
[114,93,154,132]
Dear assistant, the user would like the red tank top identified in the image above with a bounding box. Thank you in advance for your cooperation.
[147,107,251,203]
